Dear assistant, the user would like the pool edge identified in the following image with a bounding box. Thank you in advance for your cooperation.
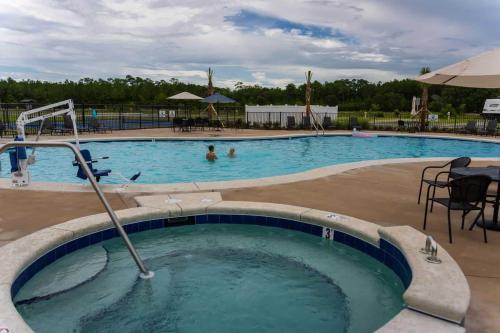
[0,194,468,333]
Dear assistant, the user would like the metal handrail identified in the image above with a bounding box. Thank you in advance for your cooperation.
[0,141,154,279]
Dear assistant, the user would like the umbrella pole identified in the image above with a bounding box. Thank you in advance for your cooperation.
[419,87,429,132]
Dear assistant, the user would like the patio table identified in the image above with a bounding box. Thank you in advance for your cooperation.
[451,166,500,230]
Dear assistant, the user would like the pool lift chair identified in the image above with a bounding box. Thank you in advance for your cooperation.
[9,99,81,186]
[72,149,141,184]
[8,99,140,186]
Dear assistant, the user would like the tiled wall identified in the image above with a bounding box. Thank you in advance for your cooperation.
[12,214,412,298]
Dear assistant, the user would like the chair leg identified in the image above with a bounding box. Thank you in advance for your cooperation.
[423,190,431,230]
[430,185,438,212]
[461,211,466,230]
[447,208,453,243]
[424,184,434,214]
[418,178,424,204]
[469,211,481,231]
[482,209,488,243]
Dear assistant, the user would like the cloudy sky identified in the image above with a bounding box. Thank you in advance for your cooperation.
[1,0,499,87]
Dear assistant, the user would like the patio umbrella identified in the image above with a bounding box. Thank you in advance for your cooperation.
[201,93,236,104]
[167,92,203,100]
[201,93,236,129]
[167,92,202,119]
[410,96,417,116]
[415,48,500,88]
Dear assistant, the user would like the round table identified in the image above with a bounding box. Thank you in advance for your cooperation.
[451,166,500,231]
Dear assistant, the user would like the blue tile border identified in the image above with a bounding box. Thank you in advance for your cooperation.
[11,214,412,299]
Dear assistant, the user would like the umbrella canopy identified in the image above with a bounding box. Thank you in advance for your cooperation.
[415,48,500,88]
[201,93,236,104]
[167,92,203,100]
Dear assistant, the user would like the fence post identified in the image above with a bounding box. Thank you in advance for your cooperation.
[454,114,457,133]
[135,106,142,129]
[82,103,86,127]
[119,105,123,130]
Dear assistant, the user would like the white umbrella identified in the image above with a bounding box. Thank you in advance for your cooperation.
[415,48,500,88]
[167,92,203,100]
[410,96,417,116]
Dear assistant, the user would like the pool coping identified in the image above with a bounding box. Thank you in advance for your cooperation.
[1,156,499,194]
[0,193,467,332]
[0,132,498,193]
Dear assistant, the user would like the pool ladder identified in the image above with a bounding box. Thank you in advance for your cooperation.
[0,141,154,279]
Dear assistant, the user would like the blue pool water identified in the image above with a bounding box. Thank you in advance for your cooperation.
[15,224,405,332]
[1,135,498,184]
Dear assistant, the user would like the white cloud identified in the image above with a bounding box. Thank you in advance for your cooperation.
[0,0,499,86]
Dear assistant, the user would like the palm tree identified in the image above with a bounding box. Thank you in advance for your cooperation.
[305,70,312,117]
[207,67,216,118]
[419,66,431,75]
[418,67,431,131]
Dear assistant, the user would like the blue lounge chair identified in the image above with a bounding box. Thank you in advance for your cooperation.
[74,149,111,182]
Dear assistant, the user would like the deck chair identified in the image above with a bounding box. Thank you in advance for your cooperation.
[423,175,491,243]
[457,121,477,134]
[303,116,311,128]
[478,120,498,136]
[88,117,110,133]
[349,117,361,130]
[0,122,17,138]
[74,149,111,182]
[418,157,471,206]
[322,116,332,129]
[287,116,296,129]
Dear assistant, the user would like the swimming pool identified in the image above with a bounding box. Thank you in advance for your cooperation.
[14,223,405,333]
[1,135,498,184]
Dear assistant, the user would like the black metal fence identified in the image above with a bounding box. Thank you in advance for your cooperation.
[0,103,245,136]
[245,111,498,135]
[0,102,498,136]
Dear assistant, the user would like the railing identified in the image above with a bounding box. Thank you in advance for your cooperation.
[0,103,245,135]
[244,111,497,134]
[0,141,154,279]
[0,102,497,135]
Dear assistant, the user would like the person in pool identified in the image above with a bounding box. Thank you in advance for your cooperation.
[228,147,236,158]
[206,145,217,161]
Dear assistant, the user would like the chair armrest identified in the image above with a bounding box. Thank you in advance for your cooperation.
[421,162,451,180]
[434,171,451,184]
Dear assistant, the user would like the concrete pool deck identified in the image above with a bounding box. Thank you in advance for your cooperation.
[0,129,499,331]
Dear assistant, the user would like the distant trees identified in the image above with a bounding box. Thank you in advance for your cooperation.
[0,76,498,113]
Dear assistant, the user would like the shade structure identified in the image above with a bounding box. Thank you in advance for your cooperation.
[415,48,500,88]
[201,93,236,104]
[167,92,203,100]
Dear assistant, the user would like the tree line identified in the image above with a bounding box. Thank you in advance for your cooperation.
[1,75,498,114]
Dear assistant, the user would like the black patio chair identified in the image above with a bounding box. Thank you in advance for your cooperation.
[41,119,56,135]
[457,121,477,135]
[478,120,498,136]
[172,117,183,132]
[58,114,87,135]
[418,157,472,206]
[423,175,492,243]
[210,119,223,131]
[322,116,332,129]
[0,122,16,138]
[303,116,311,129]
[88,117,110,133]
[349,117,361,130]
[397,120,406,131]
[287,116,296,129]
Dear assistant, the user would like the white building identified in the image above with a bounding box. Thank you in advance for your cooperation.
[245,105,338,127]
